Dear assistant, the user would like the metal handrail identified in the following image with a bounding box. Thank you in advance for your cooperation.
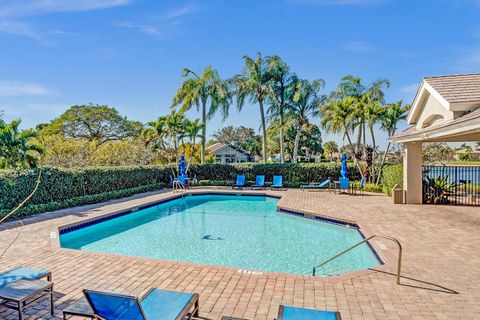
[312,234,403,284]
[172,180,186,196]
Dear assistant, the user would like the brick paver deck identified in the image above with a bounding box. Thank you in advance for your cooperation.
[0,188,479,319]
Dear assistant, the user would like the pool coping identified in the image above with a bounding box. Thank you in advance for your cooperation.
[51,189,391,282]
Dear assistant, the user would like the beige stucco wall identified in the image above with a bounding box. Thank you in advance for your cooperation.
[415,94,453,130]
[403,142,423,204]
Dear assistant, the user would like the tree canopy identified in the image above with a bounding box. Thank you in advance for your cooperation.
[40,104,141,144]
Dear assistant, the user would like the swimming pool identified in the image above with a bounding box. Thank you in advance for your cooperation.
[60,194,381,276]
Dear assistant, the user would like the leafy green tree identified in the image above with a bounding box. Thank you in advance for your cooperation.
[375,101,410,184]
[267,118,323,161]
[289,78,325,162]
[265,55,296,163]
[323,140,339,160]
[210,126,261,156]
[230,53,274,163]
[172,66,230,164]
[423,143,455,165]
[0,119,42,169]
[41,104,140,145]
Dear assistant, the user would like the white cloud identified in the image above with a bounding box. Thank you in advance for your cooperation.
[0,80,54,97]
[0,0,134,18]
[0,20,39,38]
[114,21,162,37]
[344,41,375,52]
[164,4,198,19]
[289,0,387,5]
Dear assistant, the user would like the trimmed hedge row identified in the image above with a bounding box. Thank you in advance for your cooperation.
[1,163,361,218]
[189,163,361,184]
[0,166,169,217]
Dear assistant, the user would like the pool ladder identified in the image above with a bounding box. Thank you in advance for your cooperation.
[312,234,403,285]
[172,180,186,196]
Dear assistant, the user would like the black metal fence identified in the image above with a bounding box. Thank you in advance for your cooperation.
[422,165,480,206]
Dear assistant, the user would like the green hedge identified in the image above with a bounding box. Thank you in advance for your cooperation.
[1,163,361,219]
[189,163,361,184]
[381,164,403,195]
[0,166,169,218]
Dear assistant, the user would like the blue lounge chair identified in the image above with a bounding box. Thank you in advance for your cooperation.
[0,266,51,288]
[277,305,341,320]
[300,179,331,191]
[271,175,283,190]
[83,288,199,320]
[232,175,246,189]
[251,175,265,189]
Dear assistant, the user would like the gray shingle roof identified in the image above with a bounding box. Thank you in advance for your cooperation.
[425,73,480,103]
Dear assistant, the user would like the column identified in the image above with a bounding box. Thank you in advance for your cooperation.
[403,141,423,204]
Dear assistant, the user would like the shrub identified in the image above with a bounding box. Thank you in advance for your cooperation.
[0,166,169,218]
[381,164,403,195]
[0,163,362,218]
[188,163,361,183]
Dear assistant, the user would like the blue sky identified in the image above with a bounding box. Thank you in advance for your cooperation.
[0,0,479,149]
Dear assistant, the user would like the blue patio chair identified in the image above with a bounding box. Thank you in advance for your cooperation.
[169,175,174,188]
[277,305,341,320]
[232,175,246,189]
[0,267,51,288]
[83,288,199,320]
[300,179,331,191]
[251,175,265,189]
[271,175,283,190]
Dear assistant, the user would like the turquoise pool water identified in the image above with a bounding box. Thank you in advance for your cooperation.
[60,195,380,276]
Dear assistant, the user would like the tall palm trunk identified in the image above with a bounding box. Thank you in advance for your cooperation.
[369,124,376,150]
[201,99,206,164]
[356,125,362,151]
[362,118,366,153]
[375,126,395,185]
[174,136,179,164]
[344,128,364,176]
[293,123,302,163]
[279,107,285,163]
[259,99,267,163]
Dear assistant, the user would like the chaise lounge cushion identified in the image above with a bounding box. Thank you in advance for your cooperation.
[141,289,195,319]
[279,305,340,320]
[0,267,50,289]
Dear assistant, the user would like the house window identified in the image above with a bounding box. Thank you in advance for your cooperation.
[225,155,236,163]
[215,155,222,162]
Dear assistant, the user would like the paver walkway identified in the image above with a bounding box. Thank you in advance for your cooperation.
[0,188,479,319]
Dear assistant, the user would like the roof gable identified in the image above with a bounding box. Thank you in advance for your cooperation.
[407,73,480,125]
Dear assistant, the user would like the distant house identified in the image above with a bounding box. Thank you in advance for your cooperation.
[455,148,480,160]
[208,143,253,163]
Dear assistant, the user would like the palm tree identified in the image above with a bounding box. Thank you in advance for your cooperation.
[265,55,295,163]
[323,140,339,160]
[172,66,230,164]
[364,102,384,151]
[289,78,325,163]
[159,110,185,163]
[333,76,389,154]
[230,53,274,163]
[0,119,43,169]
[142,118,167,149]
[320,97,363,173]
[183,118,203,146]
[375,101,410,185]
